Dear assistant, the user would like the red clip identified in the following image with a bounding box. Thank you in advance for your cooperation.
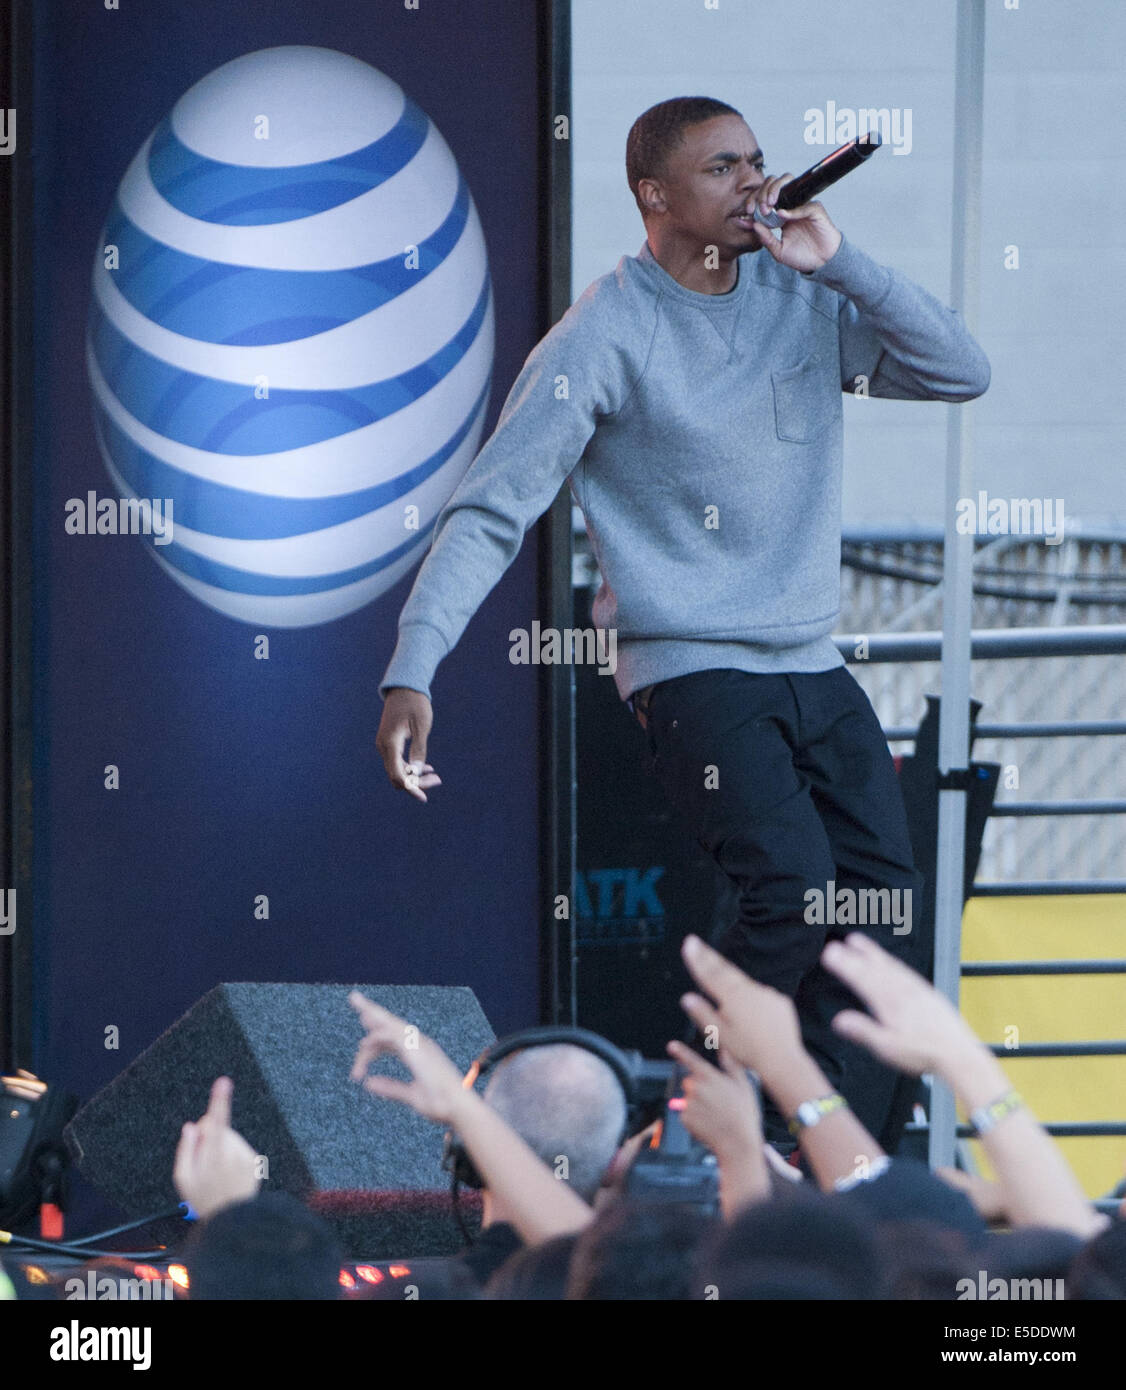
[40,1203,64,1241]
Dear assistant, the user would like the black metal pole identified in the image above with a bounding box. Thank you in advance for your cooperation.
[536,0,576,1025]
[2,0,37,1071]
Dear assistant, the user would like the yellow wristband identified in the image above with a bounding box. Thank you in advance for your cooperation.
[969,1088,1023,1137]
[788,1092,848,1137]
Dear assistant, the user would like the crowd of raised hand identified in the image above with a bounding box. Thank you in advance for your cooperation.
[10,933,1122,1301]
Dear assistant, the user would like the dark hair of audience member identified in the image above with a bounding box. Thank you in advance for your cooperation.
[978,1227,1084,1287]
[184,1191,343,1300]
[484,1233,580,1300]
[566,1200,714,1300]
[1066,1217,1126,1300]
[695,1187,880,1300]
[872,1219,976,1299]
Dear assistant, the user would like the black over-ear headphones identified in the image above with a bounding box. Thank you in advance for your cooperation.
[440,1025,644,1191]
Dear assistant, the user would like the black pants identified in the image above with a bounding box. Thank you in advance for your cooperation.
[637,667,924,1151]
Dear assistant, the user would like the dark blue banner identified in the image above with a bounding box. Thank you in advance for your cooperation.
[28,2,544,1125]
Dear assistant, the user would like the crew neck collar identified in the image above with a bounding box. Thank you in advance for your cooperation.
[637,240,748,306]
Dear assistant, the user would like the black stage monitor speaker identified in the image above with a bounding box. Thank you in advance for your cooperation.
[63,983,495,1257]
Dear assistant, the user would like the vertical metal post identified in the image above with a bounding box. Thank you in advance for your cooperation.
[537,0,577,1025]
[930,0,986,1169]
[1,0,38,1072]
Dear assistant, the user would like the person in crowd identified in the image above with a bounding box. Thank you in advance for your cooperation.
[1066,1217,1126,1300]
[138,950,1118,1301]
[483,1233,580,1301]
[453,1042,627,1282]
[182,1191,343,1301]
[173,1076,343,1300]
[676,931,1111,1243]
[348,991,595,1245]
[565,1199,714,1300]
[694,1185,881,1299]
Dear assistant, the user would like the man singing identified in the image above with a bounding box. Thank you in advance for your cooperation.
[376,97,990,1151]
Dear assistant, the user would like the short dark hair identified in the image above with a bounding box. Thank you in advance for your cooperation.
[694,1187,882,1300]
[1067,1217,1126,1300]
[565,1199,714,1300]
[626,96,743,216]
[484,1233,580,1301]
[872,1219,977,1299]
[184,1192,343,1300]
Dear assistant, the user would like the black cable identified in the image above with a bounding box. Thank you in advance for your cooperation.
[842,540,1126,588]
[841,548,1126,606]
[850,539,1126,579]
[449,1172,474,1249]
[2,1235,172,1261]
[1,1203,190,1262]
[64,1204,186,1247]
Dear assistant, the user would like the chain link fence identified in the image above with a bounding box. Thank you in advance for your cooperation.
[841,538,1126,886]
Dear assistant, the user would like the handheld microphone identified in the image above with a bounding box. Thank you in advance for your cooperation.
[752,131,882,228]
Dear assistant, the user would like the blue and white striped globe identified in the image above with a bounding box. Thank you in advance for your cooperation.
[86,45,494,626]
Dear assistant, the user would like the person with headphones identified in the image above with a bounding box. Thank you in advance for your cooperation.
[440,1025,639,1282]
[349,995,639,1280]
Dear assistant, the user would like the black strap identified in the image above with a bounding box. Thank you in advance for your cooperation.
[936,767,975,791]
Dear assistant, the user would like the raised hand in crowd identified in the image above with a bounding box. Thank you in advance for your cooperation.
[348,992,593,1243]
[173,1077,261,1221]
[822,932,1109,1240]
[936,1167,1009,1225]
[666,1041,771,1220]
[678,934,886,1191]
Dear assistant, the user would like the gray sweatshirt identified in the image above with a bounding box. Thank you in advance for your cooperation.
[379,233,990,702]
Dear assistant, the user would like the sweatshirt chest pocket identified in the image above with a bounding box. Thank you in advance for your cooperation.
[771,352,836,444]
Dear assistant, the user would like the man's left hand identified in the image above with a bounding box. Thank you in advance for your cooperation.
[752,173,842,273]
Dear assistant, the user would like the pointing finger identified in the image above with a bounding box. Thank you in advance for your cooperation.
[820,937,878,998]
[679,991,721,1040]
[822,936,905,1015]
[206,1076,233,1129]
[666,1039,717,1080]
[348,993,402,1031]
[831,1008,887,1053]
[681,934,747,1004]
